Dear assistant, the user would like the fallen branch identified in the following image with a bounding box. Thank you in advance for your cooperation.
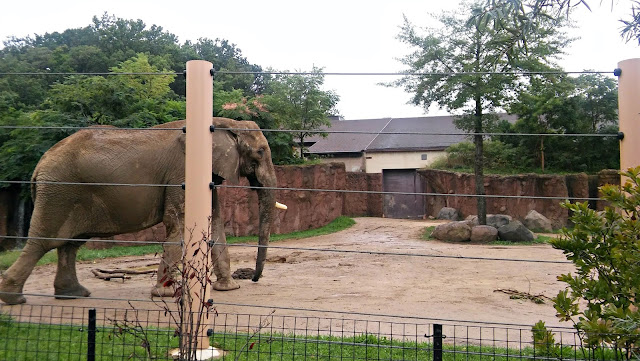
[494,288,552,304]
[95,268,156,275]
[91,269,131,281]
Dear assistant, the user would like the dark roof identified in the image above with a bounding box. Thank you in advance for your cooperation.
[308,114,517,154]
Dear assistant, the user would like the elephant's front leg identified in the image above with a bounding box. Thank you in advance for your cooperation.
[211,190,239,291]
[54,243,91,299]
[151,242,181,297]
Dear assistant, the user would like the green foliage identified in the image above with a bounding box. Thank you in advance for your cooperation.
[479,0,640,45]
[546,167,640,359]
[0,12,310,197]
[262,67,340,159]
[435,140,519,171]
[390,0,570,222]
[504,74,619,173]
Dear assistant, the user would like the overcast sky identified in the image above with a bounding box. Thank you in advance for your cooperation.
[1,0,638,119]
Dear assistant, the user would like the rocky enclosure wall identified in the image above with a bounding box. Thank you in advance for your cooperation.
[419,169,619,228]
[0,165,621,249]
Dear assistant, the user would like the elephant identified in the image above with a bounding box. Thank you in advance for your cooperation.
[0,117,277,305]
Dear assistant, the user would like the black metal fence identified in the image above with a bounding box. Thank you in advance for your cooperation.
[0,303,627,360]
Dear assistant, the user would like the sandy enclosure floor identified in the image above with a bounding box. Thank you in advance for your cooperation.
[2,217,577,344]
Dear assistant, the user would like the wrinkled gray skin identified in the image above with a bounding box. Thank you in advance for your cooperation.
[0,117,276,305]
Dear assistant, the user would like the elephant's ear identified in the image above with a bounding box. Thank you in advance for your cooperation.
[212,131,240,185]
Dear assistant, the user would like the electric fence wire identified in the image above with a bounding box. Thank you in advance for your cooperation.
[0,69,619,77]
[0,234,573,264]
[0,180,606,201]
[0,68,623,334]
[0,124,622,138]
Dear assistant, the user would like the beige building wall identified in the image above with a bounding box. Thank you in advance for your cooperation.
[364,150,447,173]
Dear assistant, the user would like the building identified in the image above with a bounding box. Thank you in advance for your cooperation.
[307,114,517,218]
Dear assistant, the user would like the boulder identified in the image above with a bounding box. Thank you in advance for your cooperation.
[470,225,498,243]
[498,220,535,243]
[432,221,472,242]
[523,210,553,232]
[437,207,460,221]
[465,214,513,229]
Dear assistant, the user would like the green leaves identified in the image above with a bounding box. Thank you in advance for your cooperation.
[547,167,640,358]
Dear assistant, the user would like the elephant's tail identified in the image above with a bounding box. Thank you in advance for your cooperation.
[30,169,38,202]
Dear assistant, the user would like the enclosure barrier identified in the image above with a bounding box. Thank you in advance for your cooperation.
[0,303,631,361]
[1,60,639,360]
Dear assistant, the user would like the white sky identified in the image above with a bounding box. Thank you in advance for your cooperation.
[1,0,638,119]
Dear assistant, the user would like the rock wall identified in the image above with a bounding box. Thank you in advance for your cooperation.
[219,162,346,236]
[0,165,621,249]
[419,169,619,228]
[342,173,383,217]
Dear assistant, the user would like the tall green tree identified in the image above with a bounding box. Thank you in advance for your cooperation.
[390,0,569,224]
[263,67,340,159]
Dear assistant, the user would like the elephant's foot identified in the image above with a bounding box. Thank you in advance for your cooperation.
[151,285,175,298]
[212,278,240,291]
[0,277,26,305]
[54,284,91,299]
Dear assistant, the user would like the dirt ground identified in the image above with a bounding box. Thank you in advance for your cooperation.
[4,217,577,341]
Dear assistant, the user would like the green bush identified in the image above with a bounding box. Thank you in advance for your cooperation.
[433,140,519,172]
[536,167,640,359]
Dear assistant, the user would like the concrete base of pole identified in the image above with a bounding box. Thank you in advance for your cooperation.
[169,347,225,360]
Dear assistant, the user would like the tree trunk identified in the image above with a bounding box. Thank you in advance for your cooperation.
[299,135,304,159]
[474,101,486,225]
[540,136,545,172]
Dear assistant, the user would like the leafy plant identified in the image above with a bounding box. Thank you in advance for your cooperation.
[540,166,640,359]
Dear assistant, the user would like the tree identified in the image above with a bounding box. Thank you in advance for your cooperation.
[506,73,618,172]
[262,67,340,159]
[480,0,640,44]
[390,0,569,224]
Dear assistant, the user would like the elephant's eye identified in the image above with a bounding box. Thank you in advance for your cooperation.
[257,148,265,158]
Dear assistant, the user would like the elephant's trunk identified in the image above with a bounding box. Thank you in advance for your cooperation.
[253,180,275,282]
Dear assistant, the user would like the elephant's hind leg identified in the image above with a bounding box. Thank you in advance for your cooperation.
[0,238,58,305]
[54,243,90,299]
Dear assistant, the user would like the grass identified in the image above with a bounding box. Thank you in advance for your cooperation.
[0,318,623,361]
[0,216,355,271]
[421,225,556,245]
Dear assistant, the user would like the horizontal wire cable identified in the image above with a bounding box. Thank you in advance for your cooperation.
[0,180,605,201]
[0,180,182,188]
[0,294,577,330]
[0,70,616,77]
[0,124,620,138]
[0,234,570,264]
[0,234,178,245]
[0,125,182,131]
[227,243,572,264]
[213,70,616,76]
[0,72,182,76]
[218,184,603,201]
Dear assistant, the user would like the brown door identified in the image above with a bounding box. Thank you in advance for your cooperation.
[383,169,425,219]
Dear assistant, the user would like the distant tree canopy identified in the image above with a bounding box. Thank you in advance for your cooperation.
[0,13,339,193]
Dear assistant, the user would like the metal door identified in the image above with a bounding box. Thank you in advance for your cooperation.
[382,169,425,219]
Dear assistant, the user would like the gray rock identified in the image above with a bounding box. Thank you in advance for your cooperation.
[437,207,460,221]
[523,210,553,233]
[465,214,513,229]
[470,225,498,243]
[498,220,535,243]
[432,221,472,242]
